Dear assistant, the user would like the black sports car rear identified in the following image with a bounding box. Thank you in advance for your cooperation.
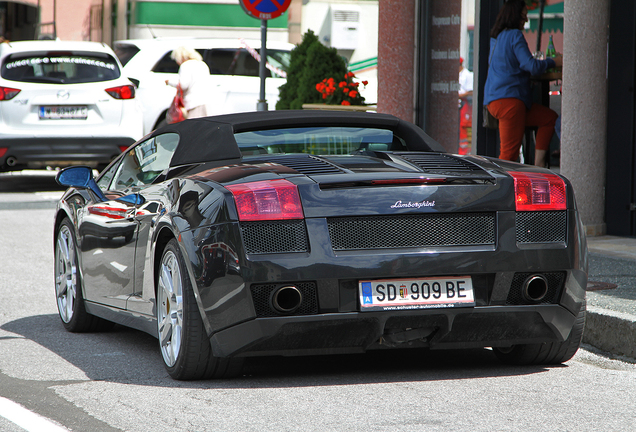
[53,110,587,380]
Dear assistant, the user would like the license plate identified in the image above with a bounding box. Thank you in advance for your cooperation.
[359,276,475,311]
[39,106,88,119]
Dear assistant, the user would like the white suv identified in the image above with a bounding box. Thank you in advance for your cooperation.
[0,40,143,171]
[113,38,293,135]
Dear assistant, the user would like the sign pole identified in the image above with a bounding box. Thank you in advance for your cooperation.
[257,19,268,112]
[239,0,291,111]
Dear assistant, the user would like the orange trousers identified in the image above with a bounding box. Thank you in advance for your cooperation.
[487,98,558,162]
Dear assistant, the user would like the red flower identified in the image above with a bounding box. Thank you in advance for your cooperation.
[349,90,358,98]
[341,100,351,106]
[362,80,368,86]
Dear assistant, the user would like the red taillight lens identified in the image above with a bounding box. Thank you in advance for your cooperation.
[510,171,566,211]
[118,145,130,153]
[227,179,304,221]
[0,86,20,101]
[105,85,135,100]
[0,148,7,158]
[88,204,128,219]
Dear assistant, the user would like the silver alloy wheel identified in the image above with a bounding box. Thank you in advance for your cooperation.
[55,224,77,323]
[157,249,184,368]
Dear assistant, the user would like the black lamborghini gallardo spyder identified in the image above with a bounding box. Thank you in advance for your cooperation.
[54,110,587,380]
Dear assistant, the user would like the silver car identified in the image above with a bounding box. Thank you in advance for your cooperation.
[0,40,143,171]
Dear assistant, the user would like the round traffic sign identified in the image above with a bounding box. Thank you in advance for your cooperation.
[239,0,292,20]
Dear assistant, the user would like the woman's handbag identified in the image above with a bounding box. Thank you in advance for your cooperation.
[166,85,187,124]
[482,105,499,129]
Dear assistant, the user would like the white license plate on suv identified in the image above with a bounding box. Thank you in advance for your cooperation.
[359,276,475,311]
[39,106,88,120]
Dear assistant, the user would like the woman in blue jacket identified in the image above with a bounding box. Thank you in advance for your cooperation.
[484,0,562,167]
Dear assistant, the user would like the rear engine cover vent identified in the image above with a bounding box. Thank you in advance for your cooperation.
[261,155,345,175]
[396,153,485,175]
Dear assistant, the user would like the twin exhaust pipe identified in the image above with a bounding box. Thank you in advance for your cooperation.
[268,276,548,314]
[271,286,303,313]
[522,275,549,303]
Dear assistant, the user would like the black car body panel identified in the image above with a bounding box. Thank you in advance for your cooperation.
[54,111,587,374]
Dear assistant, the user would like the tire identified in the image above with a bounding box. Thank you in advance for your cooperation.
[54,218,114,332]
[493,299,586,365]
[156,239,244,380]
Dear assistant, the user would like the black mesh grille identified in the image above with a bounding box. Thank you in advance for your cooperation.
[241,220,309,254]
[327,213,495,251]
[516,211,567,243]
[250,282,319,317]
[506,272,565,305]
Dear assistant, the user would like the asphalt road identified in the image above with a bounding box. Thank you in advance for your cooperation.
[1,172,636,431]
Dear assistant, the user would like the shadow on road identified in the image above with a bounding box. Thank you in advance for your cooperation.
[1,313,555,389]
[0,171,66,193]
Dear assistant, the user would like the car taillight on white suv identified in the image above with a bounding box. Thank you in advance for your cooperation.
[105,84,135,100]
[0,86,20,101]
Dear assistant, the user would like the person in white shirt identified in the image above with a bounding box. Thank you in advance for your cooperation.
[459,56,473,99]
[458,57,474,155]
[165,46,211,119]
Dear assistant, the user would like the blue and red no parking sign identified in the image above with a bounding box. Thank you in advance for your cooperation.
[239,0,291,20]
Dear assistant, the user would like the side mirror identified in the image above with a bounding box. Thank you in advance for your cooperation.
[56,166,107,202]
[56,166,92,188]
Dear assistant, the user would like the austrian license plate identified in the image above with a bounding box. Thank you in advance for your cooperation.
[359,276,475,311]
[39,106,88,120]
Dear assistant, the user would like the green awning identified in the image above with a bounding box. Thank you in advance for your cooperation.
[133,2,288,29]
[526,3,563,33]
[348,57,377,72]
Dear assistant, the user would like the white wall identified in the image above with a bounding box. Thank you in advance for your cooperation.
[301,0,378,104]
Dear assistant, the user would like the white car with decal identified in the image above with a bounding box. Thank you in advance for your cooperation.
[0,40,143,171]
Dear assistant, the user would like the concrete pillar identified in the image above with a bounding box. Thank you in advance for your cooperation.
[560,0,609,236]
[115,0,127,41]
[102,0,113,45]
[377,0,416,123]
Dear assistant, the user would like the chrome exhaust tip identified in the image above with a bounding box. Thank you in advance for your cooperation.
[522,275,549,303]
[271,286,303,313]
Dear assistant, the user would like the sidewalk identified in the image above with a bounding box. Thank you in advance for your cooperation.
[585,236,636,359]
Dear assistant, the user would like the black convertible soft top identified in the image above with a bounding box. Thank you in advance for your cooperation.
[148,110,445,168]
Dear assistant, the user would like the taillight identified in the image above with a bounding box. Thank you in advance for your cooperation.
[510,171,566,211]
[226,179,304,221]
[0,86,20,101]
[105,85,135,100]
[88,204,128,219]
[118,145,130,153]
[0,148,7,158]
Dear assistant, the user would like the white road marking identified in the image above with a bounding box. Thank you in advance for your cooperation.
[0,397,69,432]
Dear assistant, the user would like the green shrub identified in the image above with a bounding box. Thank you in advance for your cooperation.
[276,30,348,110]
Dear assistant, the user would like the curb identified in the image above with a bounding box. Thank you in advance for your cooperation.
[583,306,636,358]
